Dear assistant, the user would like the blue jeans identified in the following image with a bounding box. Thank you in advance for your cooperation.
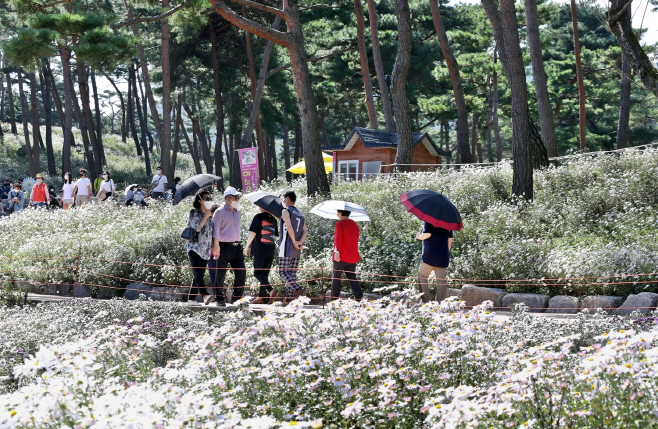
[32,202,46,209]
[152,192,164,199]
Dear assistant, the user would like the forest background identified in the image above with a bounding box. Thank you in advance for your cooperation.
[0,0,656,194]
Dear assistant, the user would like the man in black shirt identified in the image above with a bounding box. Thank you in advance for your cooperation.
[244,207,279,304]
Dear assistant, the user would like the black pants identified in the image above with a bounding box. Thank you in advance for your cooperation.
[331,261,363,301]
[253,253,274,297]
[208,242,246,303]
[188,250,209,301]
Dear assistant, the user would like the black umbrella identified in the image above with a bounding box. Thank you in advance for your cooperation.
[399,189,463,231]
[243,191,284,218]
[172,174,222,205]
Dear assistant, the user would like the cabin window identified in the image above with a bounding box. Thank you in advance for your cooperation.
[362,161,382,179]
[337,160,359,181]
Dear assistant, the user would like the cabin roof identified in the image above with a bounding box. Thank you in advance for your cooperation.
[323,127,452,157]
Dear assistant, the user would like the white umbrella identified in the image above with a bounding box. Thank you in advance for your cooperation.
[310,200,370,221]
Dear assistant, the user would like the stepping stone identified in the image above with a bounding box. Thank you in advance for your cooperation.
[581,295,623,314]
[616,292,658,315]
[546,295,581,314]
[461,284,507,308]
[501,293,550,313]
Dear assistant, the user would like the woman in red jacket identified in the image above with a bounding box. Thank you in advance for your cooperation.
[331,210,363,301]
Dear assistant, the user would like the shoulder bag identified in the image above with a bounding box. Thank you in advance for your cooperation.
[181,210,199,242]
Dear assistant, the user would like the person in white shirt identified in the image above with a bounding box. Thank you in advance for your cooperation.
[97,171,115,202]
[62,172,76,210]
[149,166,168,199]
[133,187,148,208]
[74,168,92,207]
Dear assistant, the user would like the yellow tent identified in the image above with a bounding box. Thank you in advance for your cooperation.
[287,152,334,174]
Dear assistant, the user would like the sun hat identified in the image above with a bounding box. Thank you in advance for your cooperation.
[222,186,242,198]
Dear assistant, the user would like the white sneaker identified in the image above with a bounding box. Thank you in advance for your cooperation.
[203,295,214,305]
[188,300,201,307]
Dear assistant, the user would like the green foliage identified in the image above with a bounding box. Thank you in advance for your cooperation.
[75,27,136,73]
[3,27,55,70]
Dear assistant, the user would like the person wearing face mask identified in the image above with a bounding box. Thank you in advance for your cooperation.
[61,173,76,210]
[278,191,308,304]
[30,174,50,209]
[208,186,244,306]
[186,191,218,306]
[7,183,24,213]
[74,168,92,206]
[97,171,115,202]
[244,207,279,304]
[149,167,168,199]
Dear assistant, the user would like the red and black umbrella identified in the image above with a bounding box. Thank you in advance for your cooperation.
[400,189,464,231]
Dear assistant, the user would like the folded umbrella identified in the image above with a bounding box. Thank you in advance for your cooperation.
[172,174,222,205]
[310,200,370,222]
[243,191,284,218]
[399,189,463,231]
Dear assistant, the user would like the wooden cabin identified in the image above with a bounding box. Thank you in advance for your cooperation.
[323,127,452,180]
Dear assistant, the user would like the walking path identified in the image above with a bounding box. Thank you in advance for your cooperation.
[26,293,596,323]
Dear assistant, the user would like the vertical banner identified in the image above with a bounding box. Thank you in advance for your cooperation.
[333,152,337,183]
[237,147,260,193]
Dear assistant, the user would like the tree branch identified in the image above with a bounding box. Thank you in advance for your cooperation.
[608,0,633,23]
[33,0,69,10]
[228,0,287,18]
[111,0,193,30]
[299,3,344,11]
[266,44,354,78]
[208,0,291,47]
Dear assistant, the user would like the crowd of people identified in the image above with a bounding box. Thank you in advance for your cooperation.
[184,187,452,307]
[0,167,182,215]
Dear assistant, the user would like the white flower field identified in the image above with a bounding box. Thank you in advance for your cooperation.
[0,297,656,428]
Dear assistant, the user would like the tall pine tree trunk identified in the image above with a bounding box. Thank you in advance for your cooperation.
[355,0,378,129]
[486,96,494,162]
[616,56,631,150]
[6,71,17,134]
[136,71,155,152]
[366,0,395,132]
[40,68,56,176]
[17,69,36,177]
[126,68,142,157]
[125,0,164,152]
[160,0,173,177]
[171,100,182,177]
[90,71,105,163]
[58,48,73,177]
[482,0,533,199]
[131,64,151,176]
[571,0,586,151]
[429,0,473,163]
[243,11,265,180]
[209,18,225,187]
[46,63,65,128]
[470,112,479,163]
[210,0,329,196]
[76,63,102,175]
[105,74,126,143]
[391,0,414,172]
[616,12,631,149]
[492,49,503,162]
[28,72,42,174]
[525,0,558,157]
[181,115,202,174]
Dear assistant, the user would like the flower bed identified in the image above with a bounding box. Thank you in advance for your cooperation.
[3,147,658,298]
[0,298,656,428]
